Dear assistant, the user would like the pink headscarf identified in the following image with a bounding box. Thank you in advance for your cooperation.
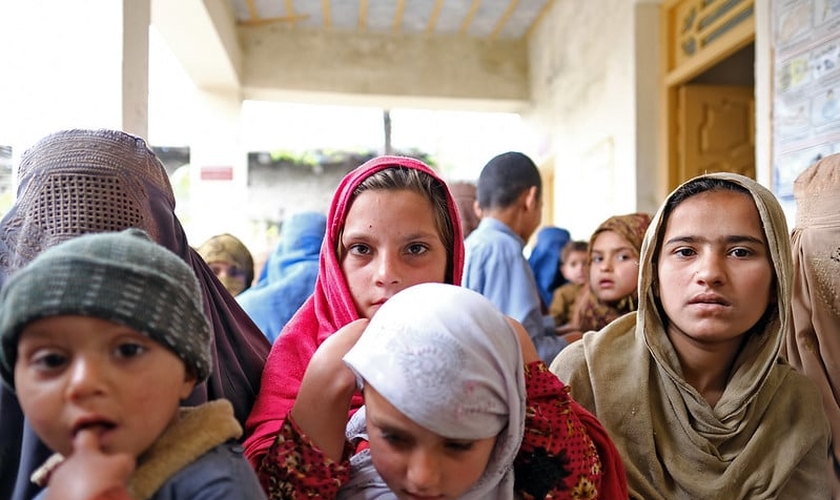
[243,155,465,465]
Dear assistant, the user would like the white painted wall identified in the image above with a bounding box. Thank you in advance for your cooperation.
[0,0,150,153]
[524,0,661,240]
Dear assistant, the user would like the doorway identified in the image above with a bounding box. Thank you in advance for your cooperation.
[661,0,756,191]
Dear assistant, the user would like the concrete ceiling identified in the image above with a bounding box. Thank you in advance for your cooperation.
[153,0,554,111]
[231,0,554,40]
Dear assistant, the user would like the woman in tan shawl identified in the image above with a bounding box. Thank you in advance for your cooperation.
[550,172,830,499]
[784,155,840,498]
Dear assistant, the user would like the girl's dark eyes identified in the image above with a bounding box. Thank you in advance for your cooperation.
[674,248,695,257]
[406,243,429,255]
[730,248,752,257]
[347,243,372,256]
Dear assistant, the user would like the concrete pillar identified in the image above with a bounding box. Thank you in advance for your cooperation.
[187,89,248,244]
[0,0,150,157]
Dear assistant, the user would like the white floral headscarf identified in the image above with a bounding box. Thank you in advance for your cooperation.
[340,283,525,500]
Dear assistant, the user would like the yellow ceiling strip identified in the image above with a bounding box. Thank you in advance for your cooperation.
[393,0,406,33]
[459,0,483,34]
[359,0,369,31]
[244,0,259,19]
[490,0,519,40]
[526,0,555,39]
[322,0,331,28]
[426,0,444,33]
[239,14,311,27]
[286,0,300,26]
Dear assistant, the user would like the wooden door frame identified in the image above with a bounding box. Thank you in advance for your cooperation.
[660,0,756,194]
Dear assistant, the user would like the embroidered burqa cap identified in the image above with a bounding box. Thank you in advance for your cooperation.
[341,282,524,499]
[0,129,172,279]
[0,228,212,388]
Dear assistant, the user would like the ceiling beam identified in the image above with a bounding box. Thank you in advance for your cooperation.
[151,0,241,90]
[240,25,529,108]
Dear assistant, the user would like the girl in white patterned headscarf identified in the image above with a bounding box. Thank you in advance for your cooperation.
[257,282,627,500]
[340,283,525,499]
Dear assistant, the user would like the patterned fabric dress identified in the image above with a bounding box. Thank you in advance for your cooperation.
[256,283,627,499]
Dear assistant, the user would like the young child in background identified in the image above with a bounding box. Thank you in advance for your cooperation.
[567,213,652,342]
[528,226,572,310]
[242,156,466,485]
[0,229,266,500]
[270,283,628,499]
[549,240,589,328]
[551,173,830,499]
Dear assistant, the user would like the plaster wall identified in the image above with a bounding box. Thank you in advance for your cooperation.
[525,0,661,240]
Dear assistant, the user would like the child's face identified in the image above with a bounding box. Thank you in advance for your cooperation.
[207,260,249,296]
[364,385,497,499]
[656,189,773,348]
[560,250,589,286]
[589,230,640,302]
[341,189,448,319]
[14,316,196,458]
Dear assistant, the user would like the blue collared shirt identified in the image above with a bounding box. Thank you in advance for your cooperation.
[462,217,567,362]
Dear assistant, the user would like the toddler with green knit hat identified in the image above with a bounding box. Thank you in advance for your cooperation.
[0,228,265,500]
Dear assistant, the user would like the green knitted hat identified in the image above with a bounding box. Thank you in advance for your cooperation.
[0,228,212,389]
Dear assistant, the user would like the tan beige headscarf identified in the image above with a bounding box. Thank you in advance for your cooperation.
[551,172,830,499]
[784,154,840,498]
[571,212,652,332]
[197,233,255,295]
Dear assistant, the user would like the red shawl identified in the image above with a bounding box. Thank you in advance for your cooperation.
[243,156,465,464]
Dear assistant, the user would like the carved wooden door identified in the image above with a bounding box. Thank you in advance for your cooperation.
[674,84,755,189]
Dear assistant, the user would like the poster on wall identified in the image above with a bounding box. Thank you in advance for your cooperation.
[772,0,840,214]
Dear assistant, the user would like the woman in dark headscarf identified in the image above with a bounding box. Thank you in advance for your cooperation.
[0,128,270,500]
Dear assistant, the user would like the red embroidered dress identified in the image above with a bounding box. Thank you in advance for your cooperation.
[257,361,627,500]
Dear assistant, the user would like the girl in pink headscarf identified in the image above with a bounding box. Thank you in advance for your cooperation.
[242,156,465,468]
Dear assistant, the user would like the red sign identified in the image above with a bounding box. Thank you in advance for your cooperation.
[200,166,234,181]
